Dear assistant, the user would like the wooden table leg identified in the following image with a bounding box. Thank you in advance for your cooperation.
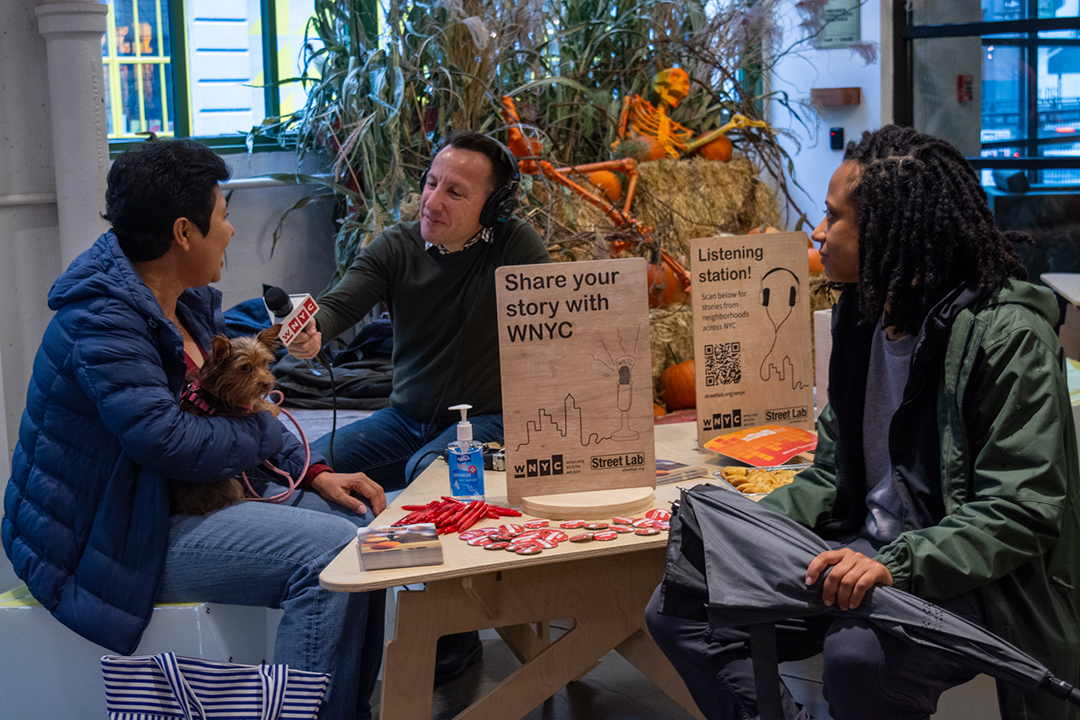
[378,548,701,720]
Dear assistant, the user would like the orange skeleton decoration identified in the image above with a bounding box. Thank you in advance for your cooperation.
[500,96,692,299]
[615,68,774,161]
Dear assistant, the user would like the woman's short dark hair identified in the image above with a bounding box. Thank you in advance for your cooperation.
[843,125,1027,334]
[441,130,516,195]
[103,139,231,262]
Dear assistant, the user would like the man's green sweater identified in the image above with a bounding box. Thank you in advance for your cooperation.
[315,218,551,426]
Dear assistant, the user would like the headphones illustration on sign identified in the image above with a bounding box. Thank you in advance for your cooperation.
[759,266,800,308]
[758,266,807,389]
[419,136,521,229]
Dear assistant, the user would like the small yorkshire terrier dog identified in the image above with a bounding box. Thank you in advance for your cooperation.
[169,324,282,516]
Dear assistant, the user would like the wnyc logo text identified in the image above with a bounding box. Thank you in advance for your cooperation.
[702,409,742,431]
[513,455,564,478]
[278,296,320,347]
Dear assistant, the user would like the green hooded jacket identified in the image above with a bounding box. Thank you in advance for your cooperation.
[763,280,1080,719]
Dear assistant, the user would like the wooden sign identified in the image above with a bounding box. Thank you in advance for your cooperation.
[497,258,655,504]
[690,233,815,450]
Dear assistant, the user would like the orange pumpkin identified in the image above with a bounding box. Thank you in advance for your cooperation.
[808,248,824,274]
[653,402,667,417]
[694,134,733,162]
[647,263,689,309]
[661,359,696,410]
[587,170,622,203]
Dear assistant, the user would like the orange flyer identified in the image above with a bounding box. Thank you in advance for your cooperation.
[703,424,817,467]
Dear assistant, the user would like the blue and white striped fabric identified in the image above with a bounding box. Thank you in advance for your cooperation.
[101,652,330,720]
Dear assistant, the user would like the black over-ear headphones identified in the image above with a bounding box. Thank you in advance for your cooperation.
[419,136,521,229]
[759,267,800,308]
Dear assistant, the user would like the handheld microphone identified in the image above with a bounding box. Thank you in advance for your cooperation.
[263,286,320,347]
[264,285,338,466]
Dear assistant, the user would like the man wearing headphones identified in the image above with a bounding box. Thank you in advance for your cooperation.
[291,130,549,491]
[290,130,549,682]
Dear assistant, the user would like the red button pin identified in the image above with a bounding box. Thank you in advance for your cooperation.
[498,524,524,536]
[485,542,510,550]
[610,525,634,534]
[593,530,618,541]
[632,518,655,528]
[646,509,672,521]
[584,522,609,530]
[515,545,544,555]
[560,520,586,529]
[543,530,569,543]
[524,519,550,529]
[467,536,494,547]
[612,516,635,525]
[569,533,594,543]
[635,528,661,536]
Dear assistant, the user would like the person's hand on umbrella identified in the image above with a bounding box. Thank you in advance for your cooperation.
[806,548,894,611]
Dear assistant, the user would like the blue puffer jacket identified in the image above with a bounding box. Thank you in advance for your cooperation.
[2,232,319,654]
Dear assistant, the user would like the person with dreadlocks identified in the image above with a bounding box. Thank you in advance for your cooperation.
[646,125,1080,720]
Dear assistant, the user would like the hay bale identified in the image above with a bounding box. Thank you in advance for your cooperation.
[634,156,781,268]
[648,306,695,400]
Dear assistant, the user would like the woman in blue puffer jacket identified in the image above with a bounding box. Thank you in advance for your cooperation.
[3,140,386,720]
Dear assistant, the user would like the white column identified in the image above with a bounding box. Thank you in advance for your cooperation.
[36,1,110,266]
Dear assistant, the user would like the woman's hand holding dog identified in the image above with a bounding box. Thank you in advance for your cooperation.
[289,320,323,359]
[311,471,387,516]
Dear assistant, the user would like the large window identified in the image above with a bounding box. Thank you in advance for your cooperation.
[895,0,1080,186]
[101,0,317,149]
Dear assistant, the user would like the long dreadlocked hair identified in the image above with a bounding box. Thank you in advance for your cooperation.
[844,125,1028,335]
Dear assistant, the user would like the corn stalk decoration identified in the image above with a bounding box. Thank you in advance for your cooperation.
[253,0,812,276]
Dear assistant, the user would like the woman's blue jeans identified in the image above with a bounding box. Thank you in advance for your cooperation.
[158,481,383,720]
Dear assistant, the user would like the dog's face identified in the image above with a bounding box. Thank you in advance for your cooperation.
[201,324,282,411]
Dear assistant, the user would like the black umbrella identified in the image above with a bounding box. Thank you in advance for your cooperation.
[662,484,1080,717]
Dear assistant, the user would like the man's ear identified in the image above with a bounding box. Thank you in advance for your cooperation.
[258,324,282,348]
[210,335,232,363]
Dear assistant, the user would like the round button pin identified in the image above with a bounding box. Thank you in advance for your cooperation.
[515,545,543,555]
[610,525,634,533]
[635,528,661,536]
[569,533,594,543]
[584,522,609,530]
[543,531,569,543]
[646,509,672,521]
[593,531,618,541]
[524,519,550,529]
[631,518,655,528]
[485,541,511,550]
[612,516,635,526]
[467,536,494,547]
[559,520,586,529]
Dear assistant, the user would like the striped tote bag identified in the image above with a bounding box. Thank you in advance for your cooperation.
[101,652,330,720]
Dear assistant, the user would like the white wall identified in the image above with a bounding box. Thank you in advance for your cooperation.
[0,0,336,591]
[767,0,891,229]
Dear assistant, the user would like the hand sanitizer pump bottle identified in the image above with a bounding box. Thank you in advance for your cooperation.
[447,404,485,500]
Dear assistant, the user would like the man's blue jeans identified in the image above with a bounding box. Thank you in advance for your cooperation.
[312,406,504,491]
[158,481,383,720]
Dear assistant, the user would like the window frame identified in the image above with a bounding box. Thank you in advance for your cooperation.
[891,1,1080,184]
[104,0,308,156]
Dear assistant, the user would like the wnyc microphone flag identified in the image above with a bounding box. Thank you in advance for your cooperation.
[263,286,319,347]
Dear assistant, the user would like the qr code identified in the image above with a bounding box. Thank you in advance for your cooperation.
[704,342,741,386]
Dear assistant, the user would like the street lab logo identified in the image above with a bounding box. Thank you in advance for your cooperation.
[513,454,564,478]
[702,409,742,432]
